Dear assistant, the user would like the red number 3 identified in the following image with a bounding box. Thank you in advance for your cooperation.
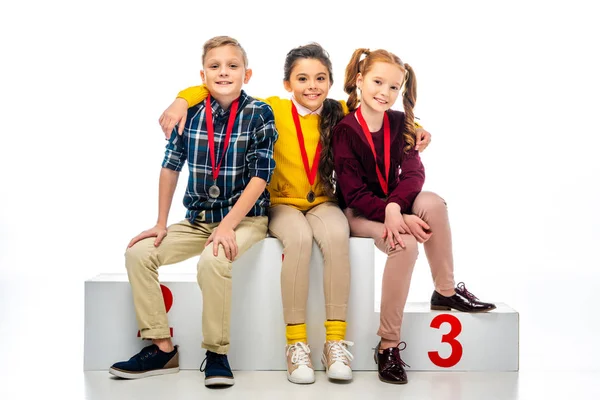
[428,314,463,368]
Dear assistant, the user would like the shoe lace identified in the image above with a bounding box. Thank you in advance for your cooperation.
[328,340,355,364]
[286,342,311,366]
[136,345,158,361]
[199,352,228,372]
[456,282,479,302]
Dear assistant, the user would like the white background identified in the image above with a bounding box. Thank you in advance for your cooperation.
[1,0,599,396]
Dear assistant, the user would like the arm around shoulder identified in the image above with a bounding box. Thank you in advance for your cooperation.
[178,85,210,107]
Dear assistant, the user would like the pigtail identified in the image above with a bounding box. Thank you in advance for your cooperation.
[402,63,417,153]
[344,48,369,112]
[318,99,345,197]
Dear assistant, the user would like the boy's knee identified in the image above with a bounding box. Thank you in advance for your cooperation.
[196,249,232,281]
[125,242,155,271]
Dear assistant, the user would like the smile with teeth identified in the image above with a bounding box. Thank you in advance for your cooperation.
[216,81,232,85]
[374,97,387,104]
[304,93,321,100]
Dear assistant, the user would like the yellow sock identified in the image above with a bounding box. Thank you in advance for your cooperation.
[286,323,307,345]
[324,320,346,341]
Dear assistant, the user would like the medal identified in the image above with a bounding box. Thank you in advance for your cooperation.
[208,185,220,199]
[356,106,391,195]
[205,94,239,199]
[291,103,321,203]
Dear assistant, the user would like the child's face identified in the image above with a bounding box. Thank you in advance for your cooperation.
[284,58,331,112]
[201,45,252,104]
[357,62,405,113]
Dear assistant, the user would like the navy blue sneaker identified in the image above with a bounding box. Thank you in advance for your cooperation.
[109,344,179,379]
[200,351,235,387]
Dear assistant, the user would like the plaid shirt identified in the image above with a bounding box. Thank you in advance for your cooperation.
[162,90,277,223]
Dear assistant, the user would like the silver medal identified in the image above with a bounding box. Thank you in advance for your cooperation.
[208,185,220,199]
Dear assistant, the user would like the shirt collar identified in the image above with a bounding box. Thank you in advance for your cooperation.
[291,95,323,116]
[208,90,248,116]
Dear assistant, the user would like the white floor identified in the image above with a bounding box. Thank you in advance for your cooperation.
[1,370,599,399]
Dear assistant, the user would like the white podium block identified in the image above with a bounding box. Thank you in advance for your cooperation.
[398,303,519,371]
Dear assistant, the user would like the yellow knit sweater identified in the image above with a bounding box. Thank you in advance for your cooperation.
[178,86,347,211]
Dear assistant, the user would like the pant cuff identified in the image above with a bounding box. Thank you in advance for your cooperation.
[202,342,229,354]
[284,308,306,325]
[140,327,171,339]
[377,328,400,342]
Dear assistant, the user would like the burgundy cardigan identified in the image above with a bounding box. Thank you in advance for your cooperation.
[332,110,425,223]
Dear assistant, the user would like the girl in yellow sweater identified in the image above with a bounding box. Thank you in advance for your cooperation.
[157,43,431,384]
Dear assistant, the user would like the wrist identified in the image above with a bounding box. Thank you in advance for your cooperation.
[218,219,235,231]
[385,202,401,214]
[156,221,167,229]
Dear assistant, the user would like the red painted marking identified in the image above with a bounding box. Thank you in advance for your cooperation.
[161,284,173,313]
[137,284,174,338]
[428,314,463,368]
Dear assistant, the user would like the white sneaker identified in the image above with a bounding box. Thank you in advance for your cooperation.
[285,342,315,384]
[321,340,354,380]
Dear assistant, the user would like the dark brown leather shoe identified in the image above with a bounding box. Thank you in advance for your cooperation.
[373,342,409,384]
[431,282,496,312]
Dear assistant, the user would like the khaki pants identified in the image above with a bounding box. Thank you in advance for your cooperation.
[345,192,455,342]
[124,216,268,354]
[268,202,351,324]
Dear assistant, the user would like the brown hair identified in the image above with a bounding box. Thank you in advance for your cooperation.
[284,43,344,197]
[343,48,417,152]
[202,36,248,68]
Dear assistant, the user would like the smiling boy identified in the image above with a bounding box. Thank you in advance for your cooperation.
[108,36,277,387]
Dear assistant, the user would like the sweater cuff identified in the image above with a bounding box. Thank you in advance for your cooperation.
[386,197,409,214]
[177,85,210,108]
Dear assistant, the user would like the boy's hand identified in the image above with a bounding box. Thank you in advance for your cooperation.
[206,225,238,261]
[158,98,189,138]
[383,203,410,250]
[127,224,168,249]
[403,214,432,243]
[415,128,431,152]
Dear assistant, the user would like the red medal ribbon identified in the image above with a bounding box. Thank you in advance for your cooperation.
[291,102,321,186]
[356,106,390,195]
[206,94,239,181]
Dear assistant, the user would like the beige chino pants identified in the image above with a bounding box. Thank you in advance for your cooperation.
[124,216,268,354]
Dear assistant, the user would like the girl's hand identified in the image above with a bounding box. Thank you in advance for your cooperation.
[127,224,168,248]
[383,203,410,250]
[403,214,432,243]
[415,128,431,152]
[158,98,189,138]
[205,225,238,261]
